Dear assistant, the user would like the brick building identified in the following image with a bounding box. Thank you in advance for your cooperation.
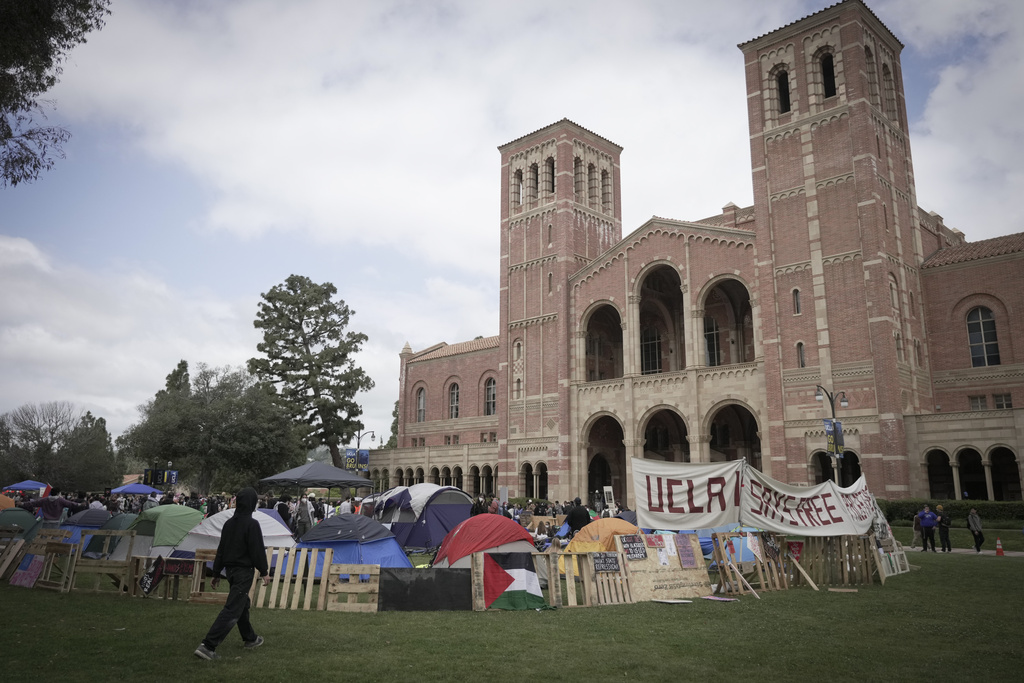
[371,0,1023,505]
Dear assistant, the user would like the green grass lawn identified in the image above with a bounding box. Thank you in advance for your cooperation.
[890,525,1024,552]
[2,552,1022,682]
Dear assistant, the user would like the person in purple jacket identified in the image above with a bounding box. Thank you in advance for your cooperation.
[917,505,938,553]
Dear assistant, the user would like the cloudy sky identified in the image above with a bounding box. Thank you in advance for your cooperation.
[3,0,1023,445]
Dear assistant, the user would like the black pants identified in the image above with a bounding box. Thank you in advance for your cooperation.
[938,526,951,552]
[922,527,936,551]
[203,567,257,650]
[972,530,985,552]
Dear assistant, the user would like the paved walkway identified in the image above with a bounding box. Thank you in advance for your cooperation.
[906,546,1024,557]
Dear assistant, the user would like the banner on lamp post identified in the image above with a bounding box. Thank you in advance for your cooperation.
[344,448,357,470]
[357,450,369,471]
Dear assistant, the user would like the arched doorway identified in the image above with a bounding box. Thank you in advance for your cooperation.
[415,467,425,485]
[837,450,861,488]
[453,466,463,491]
[469,466,480,496]
[990,448,1022,501]
[706,403,761,470]
[958,449,986,500]
[521,462,535,498]
[536,462,548,500]
[811,451,834,484]
[926,450,954,499]
[380,469,389,492]
[585,415,625,506]
[585,304,624,381]
[481,465,494,497]
[430,467,441,485]
[642,408,689,461]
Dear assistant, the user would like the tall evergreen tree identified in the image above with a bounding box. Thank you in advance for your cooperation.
[248,275,375,468]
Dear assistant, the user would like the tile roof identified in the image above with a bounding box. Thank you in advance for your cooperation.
[922,232,1024,268]
[738,0,902,50]
[412,335,500,361]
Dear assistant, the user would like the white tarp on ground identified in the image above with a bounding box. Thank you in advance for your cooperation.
[175,509,295,554]
[633,459,877,537]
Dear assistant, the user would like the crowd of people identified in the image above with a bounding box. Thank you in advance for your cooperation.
[910,504,986,553]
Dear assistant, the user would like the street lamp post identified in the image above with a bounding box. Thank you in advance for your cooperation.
[815,385,848,485]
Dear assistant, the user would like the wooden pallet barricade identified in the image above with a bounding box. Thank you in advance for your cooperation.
[252,547,335,611]
[711,532,789,597]
[0,527,25,579]
[789,534,881,588]
[615,533,712,602]
[7,529,72,587]
[325,562,379,612]
[585,551,634,606]
[67,529,137,594]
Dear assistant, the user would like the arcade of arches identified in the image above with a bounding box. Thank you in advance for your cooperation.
[924,448,1022,501]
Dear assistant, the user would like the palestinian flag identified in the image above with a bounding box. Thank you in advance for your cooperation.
[483,553,545,610]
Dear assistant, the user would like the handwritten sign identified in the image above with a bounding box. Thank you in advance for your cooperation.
[620,534,648,560]
[592,552,621,573]
[674,534,698,568]
[10,554,44,588]
[645,534,665,548]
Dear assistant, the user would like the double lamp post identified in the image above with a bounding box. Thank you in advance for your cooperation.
[815,385,847,485]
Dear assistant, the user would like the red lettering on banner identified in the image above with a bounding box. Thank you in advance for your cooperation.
[748,479,764,516]
[821,492,844,523]
[707,477,726,512]
[782,495,799,526]
[666,479,687,513]
[798,499,821,526]
[646,476,664,512]
[686,479,703,513]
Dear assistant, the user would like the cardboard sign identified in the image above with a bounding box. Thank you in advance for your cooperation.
[787,541,804,563]
[592,552,621,573]
[620,534,648,560]
[617,534,712,601]
[10,554,44,588]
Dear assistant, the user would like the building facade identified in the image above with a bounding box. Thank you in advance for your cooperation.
[371,0,1024,505]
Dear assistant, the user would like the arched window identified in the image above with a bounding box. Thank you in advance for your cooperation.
[640,327,662,375]
[512,170,522,207]
[588,164,598,205]
[547,224,552,245]
[601,169,611,212]
[882,63,897,121]
[792,289,801,315]
[864,46,878,106]
[514,341,522,361]
[544,157,555,194]
[797,342,806,368]
[704,317,721,367]
[967,307,1000,367]
[416,388,426,422]
[574,157,584,201]
[448,383,460,419]
[889,275,899,311]
[895,333,904,362]
[528,163,539,204]
[777,70,791,114]
[484,378,496,416]
[821,53,836,98]
[548,273,553,293]
[915,339,923,367]
[514,378,522,399]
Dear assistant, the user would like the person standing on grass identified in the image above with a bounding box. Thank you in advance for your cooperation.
[195,487,270,661]
[935,505,952,553]
[917,505,938,552]
[967,508,985,553]
[910,512,922,549]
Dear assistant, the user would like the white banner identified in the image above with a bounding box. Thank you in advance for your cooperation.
[743,468,875,537]
[632,458,877,536]
[633,459,743,530]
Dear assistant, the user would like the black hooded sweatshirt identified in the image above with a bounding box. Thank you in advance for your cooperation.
[212,487,269,577]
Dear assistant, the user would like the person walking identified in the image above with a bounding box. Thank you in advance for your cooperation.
[294,494,315,539]
[967,508,985,553]
[935,504,952,552]
[917,505,938,552]
[194,487,270,660]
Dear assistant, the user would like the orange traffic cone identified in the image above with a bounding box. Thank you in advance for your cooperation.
[996,538,1004,556]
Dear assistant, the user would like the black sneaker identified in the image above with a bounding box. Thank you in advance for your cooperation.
[194,644,220,660]
[244,636,264,650]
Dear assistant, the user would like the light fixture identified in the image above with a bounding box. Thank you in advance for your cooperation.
[839,395,849,408]
[815,389,823,402]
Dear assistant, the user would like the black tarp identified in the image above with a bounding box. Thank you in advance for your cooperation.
[300,513,393,543]
[259,462,372,489]
[378,568,472,611]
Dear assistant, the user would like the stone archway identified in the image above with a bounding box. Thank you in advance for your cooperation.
[706,403,761,470]
[584,414,625,505]
[701,278,754,366]
[641,408,689,462]
[958,449,986,500]
[811,451,833,484]
[990,447,1022,501]
[521,462,535,498]
[926,450,954,499]
[585,304,624,381]
[837,450,862,488]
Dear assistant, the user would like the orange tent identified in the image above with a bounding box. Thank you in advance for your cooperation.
[571,517,639,551]
[0,494,14,510]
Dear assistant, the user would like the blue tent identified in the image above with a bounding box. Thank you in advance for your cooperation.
[297,514,412,577]
[2,480,48,494]
[111,483,162,495]
[372,484,472,550]
[60,508,111,545]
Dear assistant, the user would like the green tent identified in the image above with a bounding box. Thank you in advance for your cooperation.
[130,506,204,549]
[0,508,42,542]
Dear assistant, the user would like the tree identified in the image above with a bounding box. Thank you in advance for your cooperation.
[0,400,121,490]
[384,400,398,449]
[117,361,305,495]
[1,0,111,187]
[248,275,375,469]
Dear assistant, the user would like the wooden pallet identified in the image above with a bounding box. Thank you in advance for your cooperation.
[325,563,379,612]
[252,547,335,611]
[66,530,137,594]
[6,529,72,586]
[585,551,634,606]
[791,534,881,588]
[711,532,789,597]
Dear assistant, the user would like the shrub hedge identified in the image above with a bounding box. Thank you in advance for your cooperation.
[877,498,1024,527]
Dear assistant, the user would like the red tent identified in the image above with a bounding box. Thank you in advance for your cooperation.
[432,514,536,568]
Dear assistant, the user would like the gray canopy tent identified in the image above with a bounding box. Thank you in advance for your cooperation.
[260,462,373,489]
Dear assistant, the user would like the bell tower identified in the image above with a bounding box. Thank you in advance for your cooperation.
[495,120,622,500]
[741,0,929,496]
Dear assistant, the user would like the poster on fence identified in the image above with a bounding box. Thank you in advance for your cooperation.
[617,533,711,601]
